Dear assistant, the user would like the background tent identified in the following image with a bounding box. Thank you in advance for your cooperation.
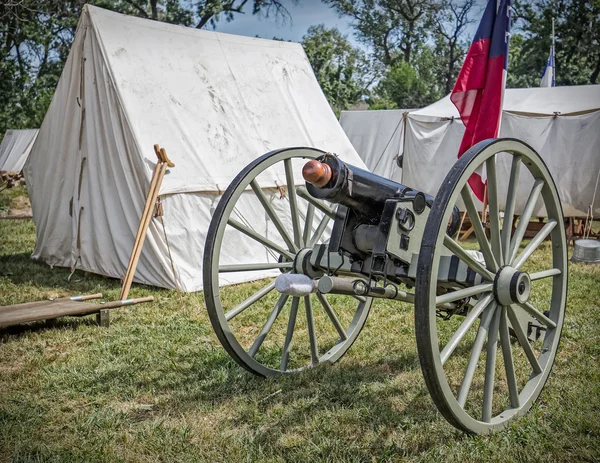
[24,5,366,292]
[401,85,600,217]
[339,109,415,183]
[0,129,39,173]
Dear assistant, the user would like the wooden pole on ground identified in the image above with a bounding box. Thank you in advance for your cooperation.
[119,145,174,300]
[481,184,489,237]
[455,211,467,241]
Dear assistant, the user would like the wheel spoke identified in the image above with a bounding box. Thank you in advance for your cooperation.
[297,186,336,219]
[228,217,295,260]
[308,214,331,247]
[280,297,300,371]
[512,219,557,269]
[303,203,315,246]
[502,155,522,261]
[457,304,496,407]
[530,268,561,281]
[516,301,557,329]
[250,179,297,252]
[284,159,303,247]
[483,308,501,422]
[305,296,319,365]
[436,284,493,306]
[316,293,347,341]
[441,294,493,365]
[486,156,503,266]
[508,179,545,264]
[507,305,543,374]
[248,294,289,358]
[225,279,277,321]
[444,235,495,281]
[461,186,498,271]
[499,306,520,408]
[219,262,293,272]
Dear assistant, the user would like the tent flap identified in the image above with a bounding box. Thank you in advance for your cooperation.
[0,129,39,173]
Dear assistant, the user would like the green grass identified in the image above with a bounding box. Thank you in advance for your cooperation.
[1,215,600,462]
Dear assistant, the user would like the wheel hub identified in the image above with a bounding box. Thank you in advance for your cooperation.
[494,266,531,306]
[293,248,321,278]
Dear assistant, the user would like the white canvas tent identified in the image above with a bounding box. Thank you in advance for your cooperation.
[0,129,39,173]
[339,109,415,183]
[399,86,600,217]
[24,5,366,292]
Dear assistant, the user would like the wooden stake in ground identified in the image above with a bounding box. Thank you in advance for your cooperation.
[120,145,174,300]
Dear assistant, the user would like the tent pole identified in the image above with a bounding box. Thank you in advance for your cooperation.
[120,145,174,300]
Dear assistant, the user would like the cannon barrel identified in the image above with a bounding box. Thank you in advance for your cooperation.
[303,155,461,236]
[303,155,417,218]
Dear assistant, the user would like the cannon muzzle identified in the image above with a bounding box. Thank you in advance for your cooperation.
[302,160,332,188]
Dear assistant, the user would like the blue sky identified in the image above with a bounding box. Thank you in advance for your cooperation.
[210,0,488,47]
[211,0,358,45]
[207,0,495,60]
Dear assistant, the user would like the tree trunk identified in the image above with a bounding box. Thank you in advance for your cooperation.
[150,0,158,20]
[404,23,414,63]
[196,15,213,29]
[590,52,600,84]
[446,43,455,94]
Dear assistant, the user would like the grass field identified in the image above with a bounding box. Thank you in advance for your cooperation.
[1,200,600,461]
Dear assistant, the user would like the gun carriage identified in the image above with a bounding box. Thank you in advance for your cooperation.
[203,138,567,434]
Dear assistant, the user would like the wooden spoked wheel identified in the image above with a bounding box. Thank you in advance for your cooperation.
[415,138,568,434]
[203,147,372,377]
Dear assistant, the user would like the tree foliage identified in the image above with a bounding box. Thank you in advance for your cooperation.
[0,0,597,138]
[323,0,441,66]
[508,0,600,87]
[324,0,478,108]
[302,25,379,114]
[369,46,442,108]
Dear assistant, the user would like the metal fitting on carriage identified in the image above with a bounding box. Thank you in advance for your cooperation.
[275,274,317,297]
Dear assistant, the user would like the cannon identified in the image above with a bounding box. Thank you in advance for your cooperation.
[203,138,567,434]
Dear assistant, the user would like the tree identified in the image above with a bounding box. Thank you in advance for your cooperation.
[322,0,476,109]
[509,0,600,87]
[323,0,441,66]
[432,0,476,94]
[369,46,442,108]
[302,25,379,114]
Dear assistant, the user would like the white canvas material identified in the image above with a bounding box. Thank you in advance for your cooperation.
[339,109,415,183]
[342,86,600,217]
[0,129,39,173]
[24,5,365,292]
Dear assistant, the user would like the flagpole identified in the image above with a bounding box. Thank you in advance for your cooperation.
[552,17,555,85]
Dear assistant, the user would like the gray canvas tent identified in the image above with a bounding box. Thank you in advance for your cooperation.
[24,5,366,292]
[339,109,415,183]
[341,86,600,217]
[403,85,600,217]
[0,129,39,173]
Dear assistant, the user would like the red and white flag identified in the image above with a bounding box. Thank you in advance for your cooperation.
[451,0,513,201]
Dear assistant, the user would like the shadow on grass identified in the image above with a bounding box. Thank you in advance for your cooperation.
[1,252,121,291]
[163,348,451,451]
[1,251,166,299]
[0,316,100,341]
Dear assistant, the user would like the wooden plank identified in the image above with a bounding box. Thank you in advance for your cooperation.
[0,293,102,313]
[0,296,153,328]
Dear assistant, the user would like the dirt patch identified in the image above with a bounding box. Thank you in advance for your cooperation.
[1,194,32,218]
